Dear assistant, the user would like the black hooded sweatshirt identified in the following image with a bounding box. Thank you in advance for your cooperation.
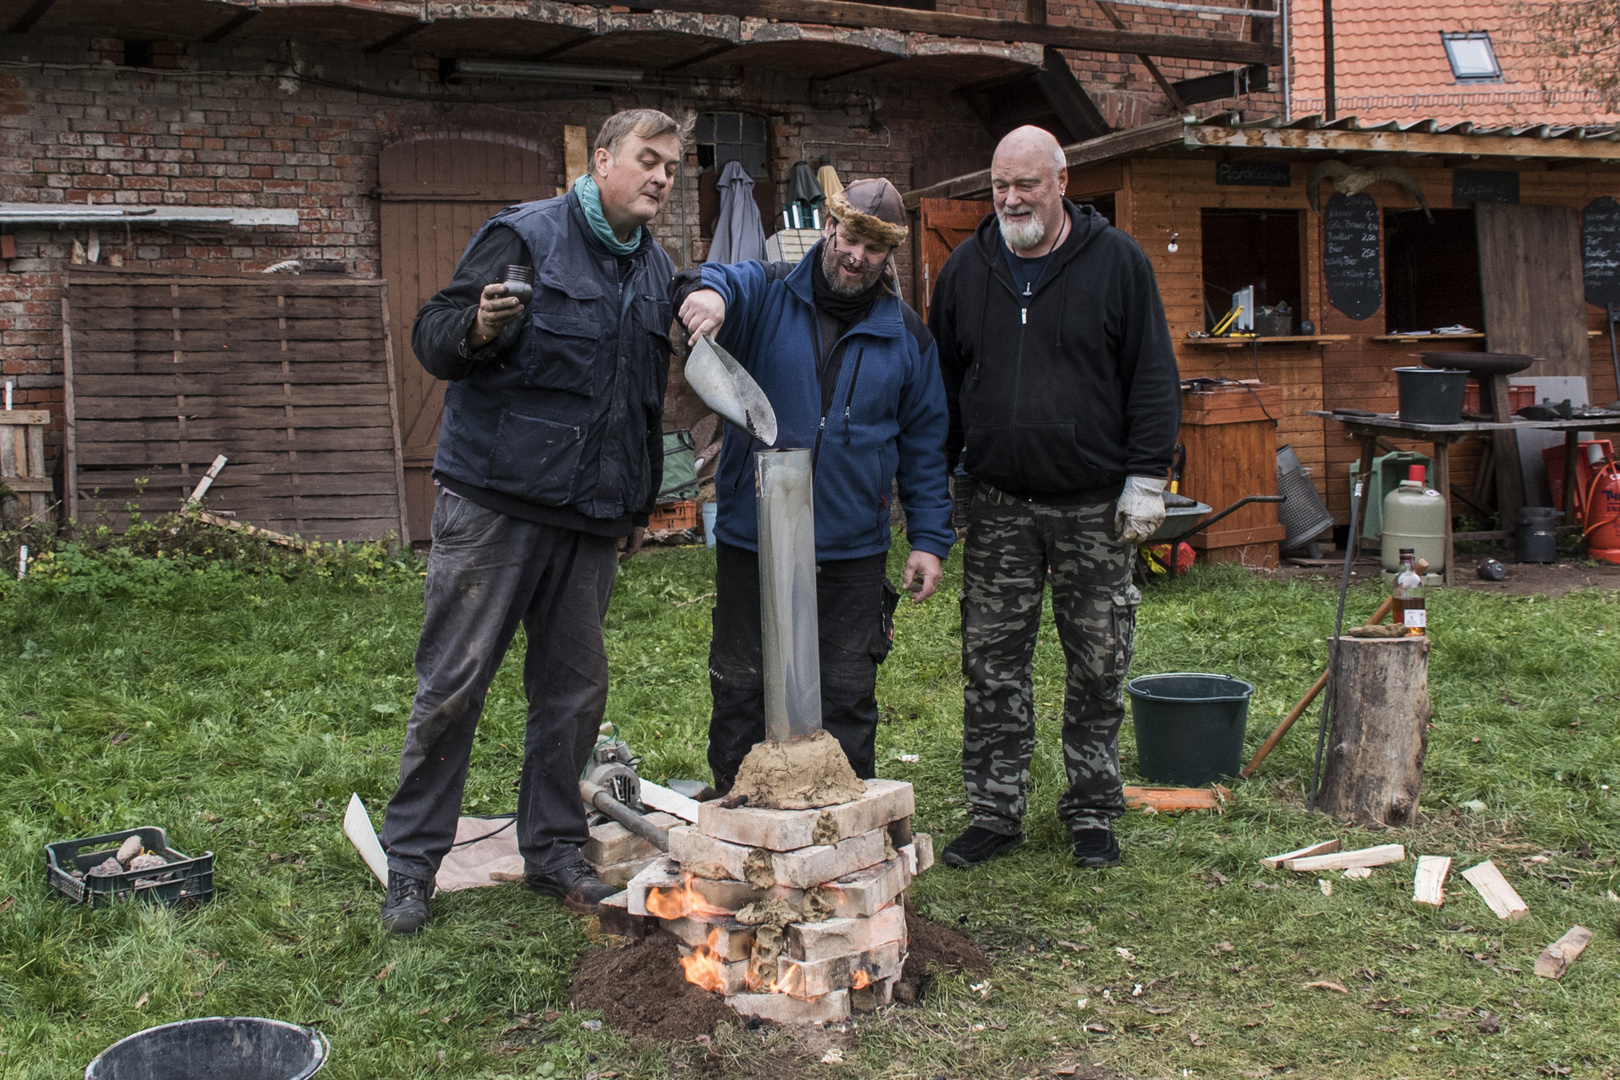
[930,200,1181,504]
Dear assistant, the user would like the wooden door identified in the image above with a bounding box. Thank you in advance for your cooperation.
[378,134,553,543]
[1477,203,1589,378]
[917,198,991,322]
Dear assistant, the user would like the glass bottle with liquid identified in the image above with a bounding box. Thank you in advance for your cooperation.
[1393,547,1426,636]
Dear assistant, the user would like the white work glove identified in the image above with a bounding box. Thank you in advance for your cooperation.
[1115,475,1169,545]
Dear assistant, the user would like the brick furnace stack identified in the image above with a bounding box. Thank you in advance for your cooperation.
[612,779,932,1023]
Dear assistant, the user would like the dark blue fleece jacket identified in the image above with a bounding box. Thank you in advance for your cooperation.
[693,252,954,562]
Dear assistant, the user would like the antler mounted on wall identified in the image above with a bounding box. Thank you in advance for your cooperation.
[1307,160,1432,221]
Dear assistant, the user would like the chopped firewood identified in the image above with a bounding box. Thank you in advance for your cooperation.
[1283,844,1405,872]
[1461,859,1529,922]
[1412,855,1451,908]
[1534,926,1592,979]
[1262,840,1340,870]
[1123,785,1231,813]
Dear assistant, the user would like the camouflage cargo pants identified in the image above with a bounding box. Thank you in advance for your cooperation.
[960,487,1141,834]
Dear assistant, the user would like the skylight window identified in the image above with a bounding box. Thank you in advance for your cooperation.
[1442,32,1502,82]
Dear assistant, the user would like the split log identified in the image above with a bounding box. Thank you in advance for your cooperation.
[1412,855,1451,907]
[1317,635,1432,826]
[1283,843,1404,872]
[1262,840,1340,871]
[1534,926,1593,979]
[1461,859,1529,921]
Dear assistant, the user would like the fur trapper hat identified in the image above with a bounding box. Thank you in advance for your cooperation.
[827,177,909,248]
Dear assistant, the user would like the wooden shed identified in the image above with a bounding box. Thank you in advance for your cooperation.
[906,114,1620,567]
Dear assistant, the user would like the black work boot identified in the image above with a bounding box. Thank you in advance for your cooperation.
[526,858,619,915]
[1071,827,1121,869]
[942,825,1022,869]
[381,871,434,935]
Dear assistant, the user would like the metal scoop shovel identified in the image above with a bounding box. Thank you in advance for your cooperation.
[686,333,777,445]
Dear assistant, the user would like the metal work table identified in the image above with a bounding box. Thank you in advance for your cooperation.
[1308,410,1620,583]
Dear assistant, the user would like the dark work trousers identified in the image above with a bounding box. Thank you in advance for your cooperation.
[707,541,895,793]
[382,490,618,884]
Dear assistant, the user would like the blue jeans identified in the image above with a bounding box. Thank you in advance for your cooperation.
[382,489,617,882]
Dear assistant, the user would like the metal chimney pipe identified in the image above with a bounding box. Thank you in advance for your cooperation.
[756,448,822,741]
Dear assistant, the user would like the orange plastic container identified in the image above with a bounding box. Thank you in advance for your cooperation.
[647,499,699,532]
[1462,382,1535,416]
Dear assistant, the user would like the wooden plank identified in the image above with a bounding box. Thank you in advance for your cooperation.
[564,124,589,185]
[62,292,78,520]
[1412,854,1450,908]
[1283,843,1405,872]
[1534,925,1593,979]
[0,410,50,426]
[1123,785,1230,813]
[379,281,412,547]
[75,429,398,462]
[1262,840,1341,871]
[74,385,393,413]
[1461,859,1530,921]
[196,508,307,550]
[185,454,229,505]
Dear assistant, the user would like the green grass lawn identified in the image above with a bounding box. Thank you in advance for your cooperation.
[1,542,1617,1079]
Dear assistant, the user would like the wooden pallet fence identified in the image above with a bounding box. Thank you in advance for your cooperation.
[0,409,52,524]
[63,273,410,544]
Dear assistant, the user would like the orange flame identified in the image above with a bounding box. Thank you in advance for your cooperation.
[679,928,734,993]
[850,969,872,991]
[644,873,731,921]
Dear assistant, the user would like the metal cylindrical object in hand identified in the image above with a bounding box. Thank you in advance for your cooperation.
[502,263,534,305]
[757,448,821,742]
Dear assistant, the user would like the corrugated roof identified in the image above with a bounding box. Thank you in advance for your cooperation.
[1288,0,1620,126]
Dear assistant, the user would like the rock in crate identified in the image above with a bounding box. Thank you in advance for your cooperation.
[46,826,215,909]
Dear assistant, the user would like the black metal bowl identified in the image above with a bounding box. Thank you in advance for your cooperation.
[1420,352,1535,376]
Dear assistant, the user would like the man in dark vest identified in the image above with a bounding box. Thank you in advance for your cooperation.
[674,178,953,791]
[379,110,686,934]
[929,126,1179,871]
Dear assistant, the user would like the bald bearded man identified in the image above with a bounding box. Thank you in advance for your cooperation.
[929,126,1180,870]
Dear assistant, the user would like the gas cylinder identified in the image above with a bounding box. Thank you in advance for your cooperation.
[1582,443,1620,565]
[1382,465,1447,576]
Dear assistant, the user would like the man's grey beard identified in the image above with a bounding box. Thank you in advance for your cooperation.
[997,208,1046,251]
[820,244,884,297]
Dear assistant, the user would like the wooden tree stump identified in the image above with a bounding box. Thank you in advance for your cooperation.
[1318,635,1432,826]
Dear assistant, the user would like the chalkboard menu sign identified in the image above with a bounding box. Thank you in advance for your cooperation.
[1323,191,1382,320]
[1216,159,1292,187]
[1584,195,1620,308]
[1453,168,1519,206]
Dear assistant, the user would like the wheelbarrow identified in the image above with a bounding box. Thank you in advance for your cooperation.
[1140,492,1286,580]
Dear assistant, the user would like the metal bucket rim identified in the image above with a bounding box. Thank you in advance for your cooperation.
[1126,672,1255,703]
[85,1017,329,1080]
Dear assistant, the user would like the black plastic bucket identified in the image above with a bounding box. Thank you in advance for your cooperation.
[85,1018,328,1080]
[1515,506,1558,563]
[1127,673,1255,786]
[1395,367,1468,425]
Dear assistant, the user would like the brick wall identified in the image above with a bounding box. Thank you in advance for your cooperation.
[1,13,1277,496]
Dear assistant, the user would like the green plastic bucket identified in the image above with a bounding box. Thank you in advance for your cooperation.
[1127,673,1254,786]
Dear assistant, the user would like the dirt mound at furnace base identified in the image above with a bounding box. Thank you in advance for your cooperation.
[893,897,992,1005]
[729,730,866,809]
[569,931,732,1041]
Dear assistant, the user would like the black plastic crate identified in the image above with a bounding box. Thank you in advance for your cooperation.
[46,826,214,909]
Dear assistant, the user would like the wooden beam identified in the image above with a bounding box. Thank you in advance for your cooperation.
[201,8,259,44]
[6,0,56,34]
[1187,123,1620,162]
[903,117,1184,207]
[656,0,1280,65]
[1093,0,1188,112]
[364,20,430,54]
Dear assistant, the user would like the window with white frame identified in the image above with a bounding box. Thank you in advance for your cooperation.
[1441,32,1502,82]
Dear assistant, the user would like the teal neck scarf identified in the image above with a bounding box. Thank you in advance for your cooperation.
[573,173,642,257]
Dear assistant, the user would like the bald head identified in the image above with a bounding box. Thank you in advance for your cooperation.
[990,126,1069,254]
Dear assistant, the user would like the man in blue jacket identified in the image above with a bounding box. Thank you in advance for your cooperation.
[379,110,684,934]
[674,177,953,791]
